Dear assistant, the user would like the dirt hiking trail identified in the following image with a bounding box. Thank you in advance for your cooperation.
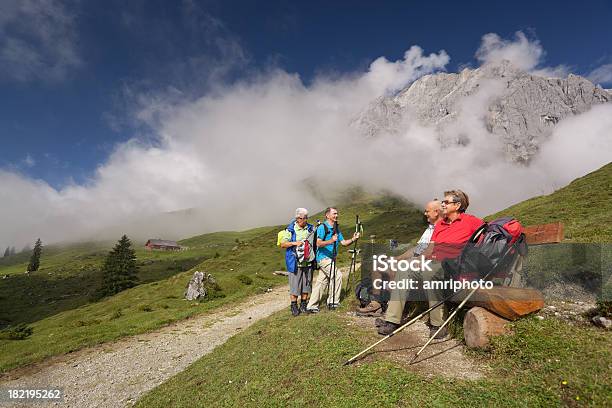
[0,286,289,407]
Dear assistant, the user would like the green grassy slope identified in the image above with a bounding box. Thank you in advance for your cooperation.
[0,195,424,373]
[488,162,612,242]
[0,228,283,372]
[0,241,222,329]
[136,308,611,408]
[136,165,612,407]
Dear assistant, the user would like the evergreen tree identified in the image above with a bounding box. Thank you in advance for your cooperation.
[100,235,139,296]
[9,247,16,256]
[27,239,42,272]
[3,247,9,257]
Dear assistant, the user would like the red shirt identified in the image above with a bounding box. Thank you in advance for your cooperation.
[431,213,483,261]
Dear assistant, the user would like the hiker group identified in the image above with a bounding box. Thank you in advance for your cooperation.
[278,189,525,344]
[278,207,359,316]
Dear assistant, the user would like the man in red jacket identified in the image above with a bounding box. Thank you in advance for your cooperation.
[378,190,483,338]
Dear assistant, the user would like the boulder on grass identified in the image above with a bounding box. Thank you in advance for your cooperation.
[184,271,216,300]
[592,315,612,329]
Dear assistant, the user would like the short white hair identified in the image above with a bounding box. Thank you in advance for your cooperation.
[295,208,309,218]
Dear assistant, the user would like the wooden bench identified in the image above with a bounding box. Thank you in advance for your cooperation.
[523,222,564,245]
[463,222,564,348]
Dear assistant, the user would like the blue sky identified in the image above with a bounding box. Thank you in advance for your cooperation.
[1,0,612,188]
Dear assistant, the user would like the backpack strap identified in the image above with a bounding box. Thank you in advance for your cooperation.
[319,222,341,240]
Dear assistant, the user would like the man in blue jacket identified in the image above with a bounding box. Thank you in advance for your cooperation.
[279,208,315,316]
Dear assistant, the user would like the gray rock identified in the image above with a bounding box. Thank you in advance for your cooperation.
[592,315,612,329]
[354,60,612,163]
[184,271,216,301]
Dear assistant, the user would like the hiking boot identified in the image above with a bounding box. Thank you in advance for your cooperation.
[377,321,400,335]
[299,300,309,314]
[327,303,340,311]
[291,302,300,317]
[305,307,319,314]
[356,300,382,316]
[429,325,448,339]
[376,313,414,328]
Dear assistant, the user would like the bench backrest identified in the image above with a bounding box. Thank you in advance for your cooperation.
[523,222,564,245]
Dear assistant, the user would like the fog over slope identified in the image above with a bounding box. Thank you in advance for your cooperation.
[1,32,611,249]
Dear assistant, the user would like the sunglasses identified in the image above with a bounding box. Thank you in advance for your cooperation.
[296,216,308,220]
[441,200,459,205]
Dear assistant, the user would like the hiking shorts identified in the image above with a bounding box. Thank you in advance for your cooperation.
[288,266,313,296]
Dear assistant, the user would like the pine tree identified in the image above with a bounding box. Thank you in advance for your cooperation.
[9,247,16,256]
[100,235,139,296]
[3,247,9,257]
[27,239,42,272]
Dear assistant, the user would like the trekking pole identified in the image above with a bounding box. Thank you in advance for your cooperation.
[411,289,475,362]
[309,220,321,302]
[329,221,339,309]
[345,215,362,298]
[412,244,518,361]
[343,290,461,365]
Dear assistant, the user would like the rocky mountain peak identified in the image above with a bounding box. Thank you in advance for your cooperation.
[354,60,612,163]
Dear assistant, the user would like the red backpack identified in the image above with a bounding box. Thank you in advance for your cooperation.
[443,217,528,283]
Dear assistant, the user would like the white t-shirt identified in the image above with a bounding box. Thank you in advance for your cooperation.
[414,224,435,256]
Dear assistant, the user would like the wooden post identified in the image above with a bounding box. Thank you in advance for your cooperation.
[464,287,545,321]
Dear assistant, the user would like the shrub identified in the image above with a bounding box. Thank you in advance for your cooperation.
[74,319,101,327]
[237,274,253,285]
[138,305,153,312]
[109,309,123,320]
[0,323,33,340]
[596,299,612,318]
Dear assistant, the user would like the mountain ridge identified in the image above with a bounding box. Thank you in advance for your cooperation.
[354,60,612,163]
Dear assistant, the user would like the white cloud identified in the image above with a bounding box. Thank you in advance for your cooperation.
[476,32,543,71]
[588,63,612,86]
[476,31,567,78]
[363,46,450,94]
[532,64,571,79]
[0,0,81,82]
[0,46,450,247]
[1,32,610,249]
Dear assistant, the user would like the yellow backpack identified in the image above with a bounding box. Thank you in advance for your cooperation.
[276,229,289,247]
